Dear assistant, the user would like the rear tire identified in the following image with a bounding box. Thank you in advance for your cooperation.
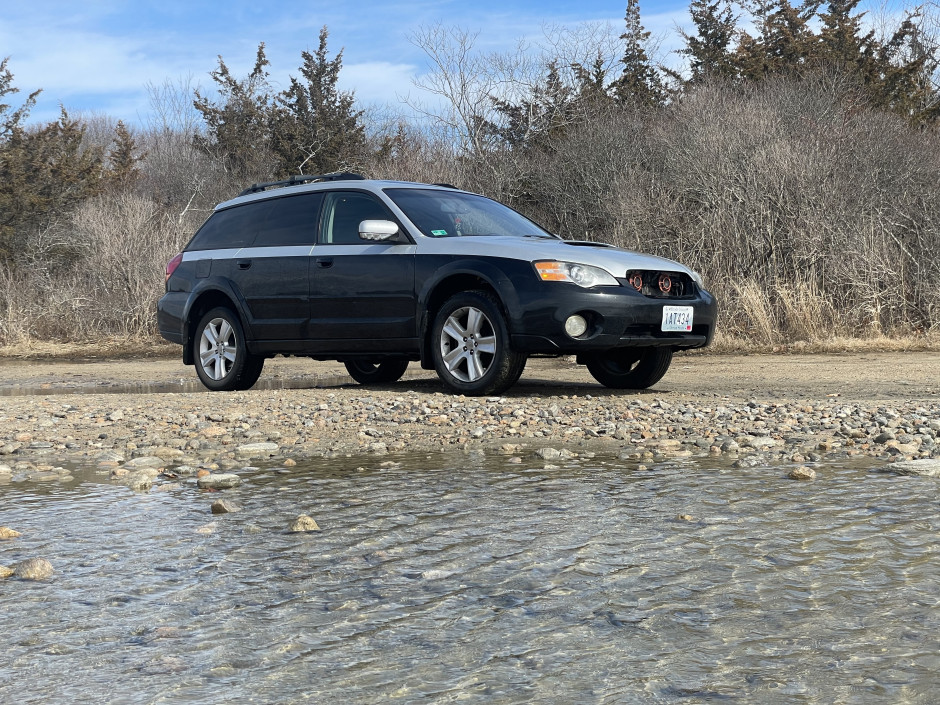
[344,360,409,385]
[584,347,673,389]
[431,290,526,396]
[194,307,264,391]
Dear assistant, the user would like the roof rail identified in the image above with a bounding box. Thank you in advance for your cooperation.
[238,172,365,197]
[433,182,458,189]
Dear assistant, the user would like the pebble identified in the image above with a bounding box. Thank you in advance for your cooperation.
[290,514,320,532]
[15,558,54,580]
[0,526,21,540]
[0,565,13,578]
[197,473,242,490]
[882,459,940,477]
[211,499,242,514]
[0,388,938,477]
[788,466,817,480]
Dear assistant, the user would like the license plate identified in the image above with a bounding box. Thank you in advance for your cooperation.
[662,305,694,332]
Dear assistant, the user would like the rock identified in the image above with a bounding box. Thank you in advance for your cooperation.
[536,447,562,460]
[211,499,242,514]
[197,473,242,490]
[15,558,54,580]
[788,466,816,480]
[0,565,14,578]
[235,442,279,456]
[873,431,896,444]
[290,514,320,532]
[122,456,165,470]
[883,459,940,477]
[0,526,21,540]
[677,514,694,521]
[283,458,297,467]
[123,472,153,491]
[0,463,12,475]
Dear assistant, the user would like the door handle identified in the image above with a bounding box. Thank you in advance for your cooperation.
[316,257,334,268]
[236,259,252,270]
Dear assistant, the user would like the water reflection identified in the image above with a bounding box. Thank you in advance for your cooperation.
[1,453,937,703]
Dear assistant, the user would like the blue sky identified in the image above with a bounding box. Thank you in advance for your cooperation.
[1,0,907,128]
[1,0,693,127]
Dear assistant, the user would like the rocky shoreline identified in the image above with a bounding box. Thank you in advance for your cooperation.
[2,379,940,489]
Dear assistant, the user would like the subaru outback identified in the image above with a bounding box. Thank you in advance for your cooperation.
[158,173,716,396]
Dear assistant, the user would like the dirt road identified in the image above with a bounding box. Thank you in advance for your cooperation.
[0,351,936,403]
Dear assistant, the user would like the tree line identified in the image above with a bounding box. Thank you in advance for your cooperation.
[1,3,939,346]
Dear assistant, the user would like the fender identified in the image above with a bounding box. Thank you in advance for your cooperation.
[181,277,253,365]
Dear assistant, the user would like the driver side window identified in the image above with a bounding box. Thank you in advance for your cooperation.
[320,191,391,245]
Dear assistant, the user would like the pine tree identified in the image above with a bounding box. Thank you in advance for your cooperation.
[270,27,366,176]
[0,108,104,264]
[193,43,275,178]
[735,0,819,80]
[107,120,145,187]
[612,0,666,106]
[680,0,740,82]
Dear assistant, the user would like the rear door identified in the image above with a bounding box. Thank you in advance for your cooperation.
[309,190,417,349]
[234,192,322,341]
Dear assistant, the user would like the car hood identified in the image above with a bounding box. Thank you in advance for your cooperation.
[417,235,695,277]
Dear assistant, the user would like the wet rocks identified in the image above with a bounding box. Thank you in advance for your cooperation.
[0,526,21,539]
[0,565,13,578]
[210,499,242,514]
[289,514,320,532]
[236,442,279,457]
[15,557,54,580]
[882,459,940,477]
[197,473,242,490]
[788,466,817,480]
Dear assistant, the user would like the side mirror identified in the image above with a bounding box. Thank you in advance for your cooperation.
[359,219,402,242]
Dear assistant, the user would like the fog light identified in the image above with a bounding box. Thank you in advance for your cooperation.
[565,314,588,338]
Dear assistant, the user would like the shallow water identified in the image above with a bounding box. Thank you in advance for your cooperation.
[1,453,938,704]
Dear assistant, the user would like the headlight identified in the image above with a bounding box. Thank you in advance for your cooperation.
[534,261,620,288]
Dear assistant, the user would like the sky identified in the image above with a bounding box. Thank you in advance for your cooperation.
[0,0,694,128]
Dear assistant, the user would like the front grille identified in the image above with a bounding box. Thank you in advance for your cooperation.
[624,270,695,299]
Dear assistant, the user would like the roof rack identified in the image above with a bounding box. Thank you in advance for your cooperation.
[238,172,365,197]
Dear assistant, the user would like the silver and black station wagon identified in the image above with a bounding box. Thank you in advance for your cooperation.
[158,173,717,396]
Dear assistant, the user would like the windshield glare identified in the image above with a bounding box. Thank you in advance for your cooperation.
[385,188,555,239]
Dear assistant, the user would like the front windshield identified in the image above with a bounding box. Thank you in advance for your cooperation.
[384,187,557,239]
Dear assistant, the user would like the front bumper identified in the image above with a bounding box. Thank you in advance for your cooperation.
[507,282,717,354]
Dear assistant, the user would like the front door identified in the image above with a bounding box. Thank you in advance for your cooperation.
[309,190,417,350]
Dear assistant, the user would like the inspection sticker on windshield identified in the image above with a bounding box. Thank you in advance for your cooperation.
[662,306,694,332]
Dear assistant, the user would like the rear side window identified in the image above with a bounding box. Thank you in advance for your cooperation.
[255,193,323,246]
[187,203,268,251]
[187,192,324,251]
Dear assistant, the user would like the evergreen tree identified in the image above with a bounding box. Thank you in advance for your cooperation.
[193,43,275,178]
[612,0,666,106]
[107,120,145,187]
[270,27,366,175]
[680,0,740,82]
[0,108,104,264]
[735,0,819,80]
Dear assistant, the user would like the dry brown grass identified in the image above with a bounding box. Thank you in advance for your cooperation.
[0,336,179,360]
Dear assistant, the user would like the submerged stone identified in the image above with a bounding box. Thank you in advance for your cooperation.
[15,558,54,580]
[883,459,940,477]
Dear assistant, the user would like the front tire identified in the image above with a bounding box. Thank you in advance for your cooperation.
[194,307,264,391]
[431,291,526,396]
[584,347,673,389]
[344,360,409,385]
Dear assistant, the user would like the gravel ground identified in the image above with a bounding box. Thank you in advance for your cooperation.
[1,352,939,485]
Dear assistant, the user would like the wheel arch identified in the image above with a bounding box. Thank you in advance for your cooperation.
[418,266,519,369]
[182,285,246,366]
